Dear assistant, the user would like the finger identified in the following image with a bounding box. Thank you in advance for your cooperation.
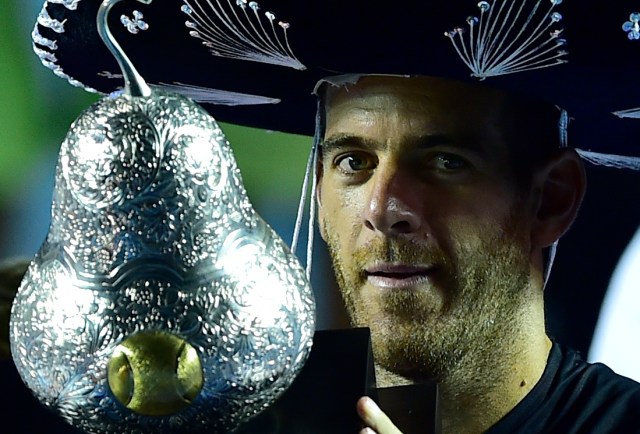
[356,396,403,434]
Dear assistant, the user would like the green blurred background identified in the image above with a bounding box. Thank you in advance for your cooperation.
[0,0,348,329]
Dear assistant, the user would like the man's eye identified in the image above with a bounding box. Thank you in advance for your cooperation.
[430,154,468,171]
[335,154,375,173]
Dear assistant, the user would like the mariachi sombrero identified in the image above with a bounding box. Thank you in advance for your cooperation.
[32,0,640,164]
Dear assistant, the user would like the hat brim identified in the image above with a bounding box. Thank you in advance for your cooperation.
[33,0,640,156]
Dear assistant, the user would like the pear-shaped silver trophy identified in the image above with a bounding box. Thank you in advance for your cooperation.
[9,0,315,433]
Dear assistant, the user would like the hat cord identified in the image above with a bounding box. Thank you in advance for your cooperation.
[291,100,323,280]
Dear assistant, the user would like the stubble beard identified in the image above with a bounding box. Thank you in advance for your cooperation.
[323,218,532,395]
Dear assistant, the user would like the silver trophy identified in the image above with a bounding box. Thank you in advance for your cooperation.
[9,0,315,433]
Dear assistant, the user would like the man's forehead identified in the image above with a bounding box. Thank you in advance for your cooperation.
[320,74,560,148]
[321,75,517,142]
[318,74,564,167]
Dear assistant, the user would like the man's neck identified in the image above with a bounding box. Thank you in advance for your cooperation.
[374,330,552,434]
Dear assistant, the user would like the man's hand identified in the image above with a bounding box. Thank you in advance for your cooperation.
[356,396,403,434]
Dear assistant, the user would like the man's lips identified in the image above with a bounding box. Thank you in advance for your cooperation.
[364,264,435,289]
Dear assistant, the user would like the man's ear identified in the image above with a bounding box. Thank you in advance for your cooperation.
[531,149,587,248]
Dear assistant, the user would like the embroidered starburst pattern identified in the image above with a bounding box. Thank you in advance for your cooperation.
[606,12,640,119]
[120,10,149,34]
[622,12,640,40]
[445,0,568,79]
[180,0,305,70]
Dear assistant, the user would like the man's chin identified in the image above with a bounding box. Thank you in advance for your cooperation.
[369,331,439,382]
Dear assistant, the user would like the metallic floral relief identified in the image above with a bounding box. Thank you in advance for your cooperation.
[10,89,315,434]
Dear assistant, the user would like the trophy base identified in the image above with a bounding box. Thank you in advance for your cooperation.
[1,328,440,434]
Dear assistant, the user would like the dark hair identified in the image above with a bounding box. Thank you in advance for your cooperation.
[499,93,564,190]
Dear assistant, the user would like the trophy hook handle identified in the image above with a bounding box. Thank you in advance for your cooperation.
[97,0,153,97]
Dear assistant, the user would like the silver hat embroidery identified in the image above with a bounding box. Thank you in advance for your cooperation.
[445,0,568,79]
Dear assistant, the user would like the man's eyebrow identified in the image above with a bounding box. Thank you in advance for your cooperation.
[321,133,481,154]
[410,134,458,149]
[320,134,378,154]
[411,134,489,159]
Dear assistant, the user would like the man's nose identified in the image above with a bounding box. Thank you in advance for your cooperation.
[362,168,422,235]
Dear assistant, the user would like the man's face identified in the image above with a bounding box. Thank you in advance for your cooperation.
[317,76,539,382]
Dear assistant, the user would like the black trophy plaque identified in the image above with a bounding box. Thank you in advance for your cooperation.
[237,327,441,434]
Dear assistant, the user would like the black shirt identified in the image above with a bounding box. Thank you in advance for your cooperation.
[487,341,640,434]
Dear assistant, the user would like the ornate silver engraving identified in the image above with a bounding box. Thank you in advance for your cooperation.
[10,89,316,433]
